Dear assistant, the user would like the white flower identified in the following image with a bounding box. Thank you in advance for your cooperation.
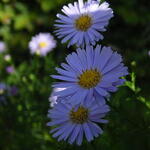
[4,54,11,62]
[29,33,56,56]
[0,41,6,53]
[49,88,66,107]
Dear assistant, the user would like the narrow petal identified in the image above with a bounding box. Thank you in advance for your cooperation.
[95,86,109,97]
[51,75,77,82]
[69,124,81,144]
[83,123,93,142]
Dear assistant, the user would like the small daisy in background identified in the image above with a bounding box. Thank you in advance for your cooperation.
[49,88,66,107]
[52,45,128,105]
[29,33,56,56]
[0,41,6,53]
[54,0,113,47]
[4,54,11,62]
[47,97,110,145]
[6,66,15,74]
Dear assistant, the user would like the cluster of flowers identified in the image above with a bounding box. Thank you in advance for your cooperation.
[0,31,56,103]
[0,0,129,146]
[48,0,128,145]
[0,43,15,74]
[0,47,18,102]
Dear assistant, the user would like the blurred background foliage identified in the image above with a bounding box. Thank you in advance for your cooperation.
[0,0,150,150]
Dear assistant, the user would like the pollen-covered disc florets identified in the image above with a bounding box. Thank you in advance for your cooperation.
[78,69,101,89]
[70,106,88,124]
[75,15,92,31]
[39,42,47,48]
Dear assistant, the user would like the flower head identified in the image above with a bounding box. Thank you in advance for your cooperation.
[29,33,56,56]
[0,41,6,53]
[54,0,113,47]
[47,98,110,145]
[6,66,14,74]
[4,54,11,62]
[51,45,128,105]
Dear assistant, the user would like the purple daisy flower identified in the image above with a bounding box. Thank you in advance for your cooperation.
[51,45,128,105]
[6,66,14,74]
[29,33,56,56]
[47,97,110,145]
[54,0,113,47]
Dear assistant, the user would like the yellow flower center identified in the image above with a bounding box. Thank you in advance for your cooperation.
[75,15,92,31]
[78,69,101,89]
[70,106,88,124]
[39,42,47,48]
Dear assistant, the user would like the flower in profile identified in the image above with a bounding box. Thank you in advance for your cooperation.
[29,33,56,56]
[6,66,14,74]
[54,0,113,47]
[52,45,128,105]
[0,41,6,53]
[47,97,110,145]
[49,88,66,107]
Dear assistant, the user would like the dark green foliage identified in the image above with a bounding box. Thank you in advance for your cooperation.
[0,0,150,150]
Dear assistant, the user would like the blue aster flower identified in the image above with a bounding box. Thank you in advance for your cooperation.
[54,0,113,47]
[51,45,128,105]
[47,97,110,145]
